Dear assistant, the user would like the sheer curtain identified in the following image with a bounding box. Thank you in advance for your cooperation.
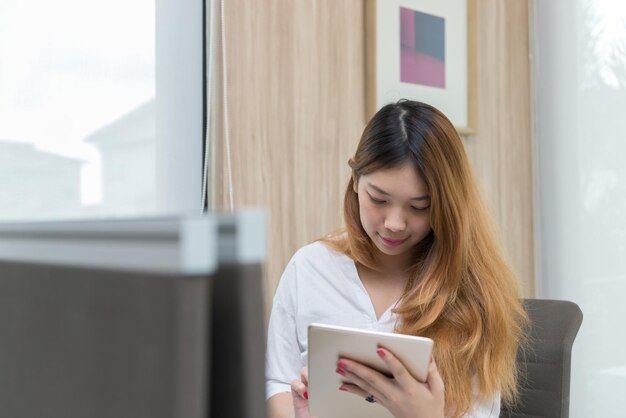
[534,1,626,416]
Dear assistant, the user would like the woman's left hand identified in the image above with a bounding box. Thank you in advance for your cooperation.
[336,348,445,418]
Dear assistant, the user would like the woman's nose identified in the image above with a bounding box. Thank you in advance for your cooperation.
[384,210,406,232]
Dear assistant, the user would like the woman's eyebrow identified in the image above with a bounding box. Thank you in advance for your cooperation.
[367,183,430,201]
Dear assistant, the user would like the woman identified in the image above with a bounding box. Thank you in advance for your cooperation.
[266,100,527,418]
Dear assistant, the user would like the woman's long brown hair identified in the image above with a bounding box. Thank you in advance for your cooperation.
[321,100,528,417]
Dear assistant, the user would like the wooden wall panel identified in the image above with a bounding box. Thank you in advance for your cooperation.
[464,0,535,297]
[219,0,534,312]
[220,1,366,309]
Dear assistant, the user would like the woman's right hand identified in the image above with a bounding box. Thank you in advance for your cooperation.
[290,367,319,418]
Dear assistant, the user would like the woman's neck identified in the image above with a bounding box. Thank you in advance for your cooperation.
[372,248,413,276]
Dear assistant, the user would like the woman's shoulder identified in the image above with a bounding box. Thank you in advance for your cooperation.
[291,240,347,264]
[277,240,354,300]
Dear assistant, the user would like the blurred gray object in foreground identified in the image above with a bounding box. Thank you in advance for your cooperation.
[0,211,266,418]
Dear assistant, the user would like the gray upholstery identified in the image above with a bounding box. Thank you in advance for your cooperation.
[501,299,583,418]
[0,260,267,418]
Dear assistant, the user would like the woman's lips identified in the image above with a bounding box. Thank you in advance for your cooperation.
[380,235,407,247]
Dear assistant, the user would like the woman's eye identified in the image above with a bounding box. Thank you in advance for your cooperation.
[412,206,430,212]
[369,196,386,204]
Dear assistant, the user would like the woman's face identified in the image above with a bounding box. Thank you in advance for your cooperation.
[355,162,432,262]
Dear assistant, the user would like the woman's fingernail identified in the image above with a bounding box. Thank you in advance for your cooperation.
[336,367,346,376]
[304,391,308,400]
[376,348,385,357]
[337,360,348,369]
[339,385,348,391]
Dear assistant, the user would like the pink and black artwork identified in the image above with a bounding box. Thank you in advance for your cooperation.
[400,7,445,89]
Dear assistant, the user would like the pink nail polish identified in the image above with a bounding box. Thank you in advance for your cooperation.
[304,391,308,400]
[376,348,386,357]
[336,367,346,376]
[337,360,348,369]
[339,385,348,391]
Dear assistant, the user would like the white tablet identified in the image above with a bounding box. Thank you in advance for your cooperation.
[307,323,434,418]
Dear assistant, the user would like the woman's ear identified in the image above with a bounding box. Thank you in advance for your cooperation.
[348,158,358,193]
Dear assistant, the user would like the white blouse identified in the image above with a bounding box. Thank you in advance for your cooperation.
[265,241,500,417]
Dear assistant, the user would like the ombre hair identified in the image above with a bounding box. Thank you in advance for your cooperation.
[321,100,528,417]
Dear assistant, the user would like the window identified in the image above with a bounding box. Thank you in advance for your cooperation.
[0,0,203,221]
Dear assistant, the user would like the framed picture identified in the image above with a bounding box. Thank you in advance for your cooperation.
[365,0,476,135]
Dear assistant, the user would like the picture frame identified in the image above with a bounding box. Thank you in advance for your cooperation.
[365,0,477,135]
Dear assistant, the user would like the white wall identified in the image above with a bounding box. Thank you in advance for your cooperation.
[534,1,626,416]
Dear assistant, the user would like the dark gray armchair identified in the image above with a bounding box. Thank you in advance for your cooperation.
[501,299,583,418]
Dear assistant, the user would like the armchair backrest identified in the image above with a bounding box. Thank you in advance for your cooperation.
[501,299,583,418]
